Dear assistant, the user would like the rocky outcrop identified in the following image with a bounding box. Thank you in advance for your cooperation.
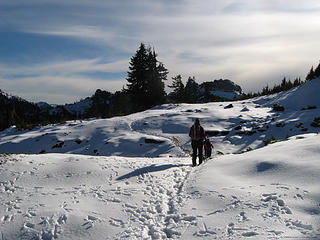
[199,79,243,101]
[200,79,242,93]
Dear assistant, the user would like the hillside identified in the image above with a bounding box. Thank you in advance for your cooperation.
[1,79,320,156]
[0,79,320,239]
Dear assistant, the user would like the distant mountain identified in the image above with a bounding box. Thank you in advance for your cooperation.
[35,89,113,119]
[0,88,127,131]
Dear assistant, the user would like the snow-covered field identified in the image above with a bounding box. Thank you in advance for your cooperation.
[0,79,320,239]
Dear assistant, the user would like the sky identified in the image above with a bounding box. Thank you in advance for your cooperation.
[1,0,320,104]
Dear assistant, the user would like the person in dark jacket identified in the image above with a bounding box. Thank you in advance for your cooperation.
[189,118,206,166]
[204,138,214,159]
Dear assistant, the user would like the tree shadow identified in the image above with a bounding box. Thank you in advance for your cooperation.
[116,163,189,181]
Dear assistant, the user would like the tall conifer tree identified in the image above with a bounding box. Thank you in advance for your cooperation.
[168,75,185,103]
[184,76,199,103]
[126,43,168,111]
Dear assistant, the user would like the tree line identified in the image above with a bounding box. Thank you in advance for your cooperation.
[241,61,320,99]
[1,43,320,131]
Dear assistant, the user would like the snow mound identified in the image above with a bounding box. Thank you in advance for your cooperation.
[181,133,320,239]
[258,78,320,111]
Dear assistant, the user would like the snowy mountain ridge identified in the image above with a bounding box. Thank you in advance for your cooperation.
[0,78,320,239]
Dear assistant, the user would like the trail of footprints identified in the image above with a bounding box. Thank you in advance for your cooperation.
[1,157,320,239]
[115,164,195,239]
[201,183,319,239]
[0,157,195,239]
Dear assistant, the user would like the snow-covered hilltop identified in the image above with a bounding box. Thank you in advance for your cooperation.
[0,79,320,239]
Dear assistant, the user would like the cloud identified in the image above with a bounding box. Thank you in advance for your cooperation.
[0,74,126,104]
[0,58,129,104]
[222,0,320,14]
[1,0,320,103]
[0,58,128,76]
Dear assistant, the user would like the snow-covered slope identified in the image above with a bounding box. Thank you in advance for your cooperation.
[256,77,320,111]
[181,133,320,239]
[0,79,320,239]
[1,80,320,156]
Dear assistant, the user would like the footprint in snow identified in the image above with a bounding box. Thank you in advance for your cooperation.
[109,217,125,228]
[1,214,14,223]
[82,215,100,230]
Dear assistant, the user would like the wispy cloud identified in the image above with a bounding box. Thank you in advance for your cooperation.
[1,0,320,103]
[0,58,128,76]
[0,58,128,104]
[0,74,126,104]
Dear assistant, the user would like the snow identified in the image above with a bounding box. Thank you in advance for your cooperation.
[209,90,242,100]
[1,79,320,239]
[181,133,320,239]
[257,77,320,111]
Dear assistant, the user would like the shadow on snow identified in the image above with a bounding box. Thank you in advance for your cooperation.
[116,163,188,181]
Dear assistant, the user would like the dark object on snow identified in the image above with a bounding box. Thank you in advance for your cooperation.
[221,130,230,136]
[224,104,233,109]
[75,139,82,144]
[206,130,229,136]
[52,141,64,149]
[273,104,284,112]
[245,130,256,136]
[311,117,320,128]
[144,138,165,144]
[189,118,206,166]
[206,130,220,136]
[234,125,242,130]
[301,105,317,110]
[236,130,256,136]
[204,138,214,158]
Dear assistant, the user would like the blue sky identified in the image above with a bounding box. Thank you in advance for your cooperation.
[1,0,320,104]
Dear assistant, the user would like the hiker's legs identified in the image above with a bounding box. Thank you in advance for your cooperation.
[191,141,197,166]
[207,148,212,158]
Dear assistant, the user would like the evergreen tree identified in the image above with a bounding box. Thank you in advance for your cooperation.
[111,90,133,116]
[126,43,149,110]
[293,77,302,87]
[313,62,320,79]
[184,76,199,103]
[281,77,287,88]
[86,89,112,118]
[168,74,185,103]
[261,85,269,95]
[144,49,168,108]
[126,43,168,111]
[306,66,315,81]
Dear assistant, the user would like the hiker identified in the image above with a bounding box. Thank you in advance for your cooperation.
[204,138,213,159]
[189,118,206,166]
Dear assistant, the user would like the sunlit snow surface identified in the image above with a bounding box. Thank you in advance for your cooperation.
[0,79,320,239]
